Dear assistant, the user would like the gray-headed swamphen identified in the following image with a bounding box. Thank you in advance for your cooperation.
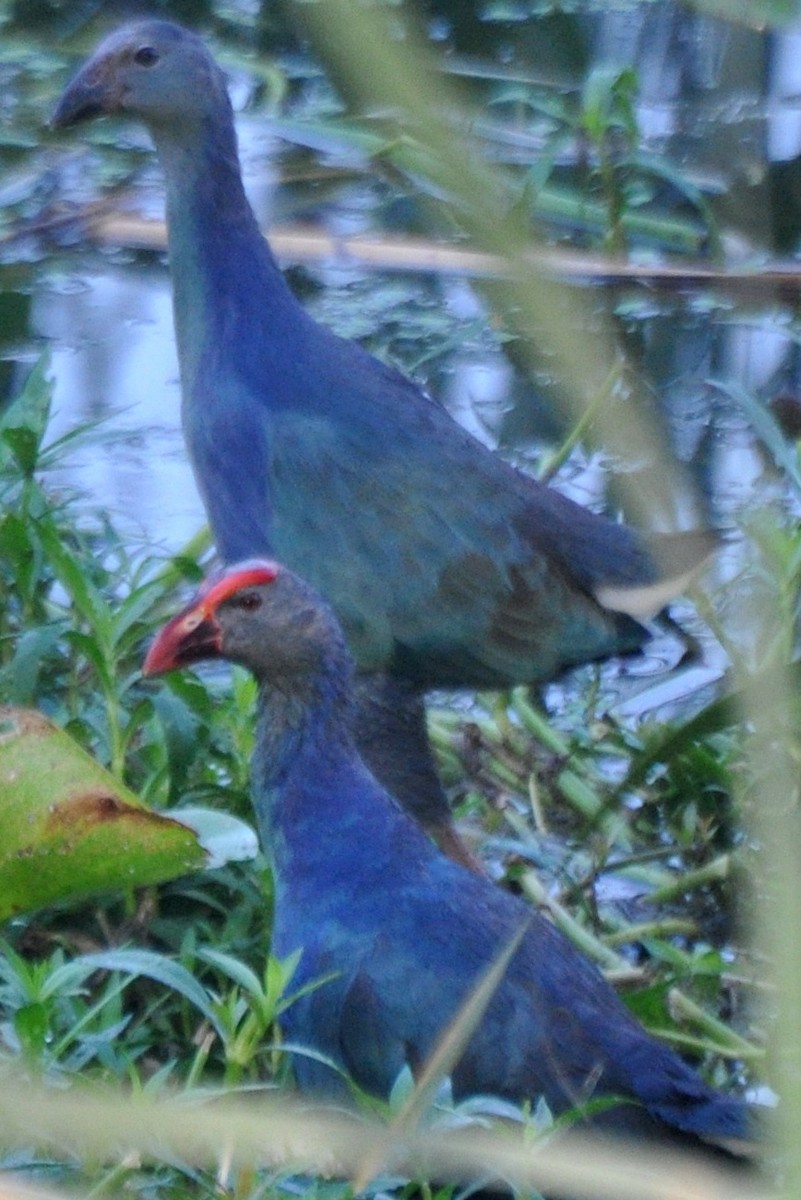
[54,22,716,866]
[143,559,754,1166]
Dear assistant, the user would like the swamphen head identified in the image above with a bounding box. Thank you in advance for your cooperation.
[52,21,227,132]
[144,559,352,697]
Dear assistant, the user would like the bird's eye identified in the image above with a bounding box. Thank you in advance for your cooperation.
[234,592,262,612]
[134,45,160,67]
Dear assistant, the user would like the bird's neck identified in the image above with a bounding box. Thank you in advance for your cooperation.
[250,662,419,892]
[150,110,298,387]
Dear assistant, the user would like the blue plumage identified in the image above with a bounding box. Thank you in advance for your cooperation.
[57,26,758,1163]
[144,560,753,1154]
[53,22,716,857]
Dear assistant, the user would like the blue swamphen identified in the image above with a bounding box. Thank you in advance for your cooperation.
[54,22,716,864]
[143,559,753,1159]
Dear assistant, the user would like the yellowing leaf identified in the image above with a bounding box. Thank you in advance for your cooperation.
[0,706,213,919]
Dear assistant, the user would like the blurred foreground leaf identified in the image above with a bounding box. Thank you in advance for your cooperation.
[0,1071,763,1200]
[0,706,257,920]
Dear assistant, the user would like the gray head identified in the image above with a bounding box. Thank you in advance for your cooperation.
[52,20,229,132]
[143,559,352,693]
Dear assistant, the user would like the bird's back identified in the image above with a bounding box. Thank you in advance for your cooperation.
[191,311,657,685]
[270,787,749,1147]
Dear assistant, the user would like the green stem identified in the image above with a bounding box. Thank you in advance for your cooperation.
[604,918,697,946]
[666,987,762,1060]
[184,1027,216,1090]
[537,361,622,482]
[519,868,627,974]
[646,854,731,903]
[86,1158,138,1198]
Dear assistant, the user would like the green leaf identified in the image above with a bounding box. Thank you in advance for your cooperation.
[14,1002,49,1057]
[197,949,264,1001]
[0,706,208,920]
[581,64,638,143]
[110,579,168,648]
[37,520,110,634]
[0,354,52,477]
[0,512,37,594]
[64,630,114,690]
[70,948,226,1040]
[0,624,66,705]
[2,425,39,476]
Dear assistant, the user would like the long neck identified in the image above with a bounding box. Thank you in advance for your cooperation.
[250,657,429,897]
[149,106,303,393]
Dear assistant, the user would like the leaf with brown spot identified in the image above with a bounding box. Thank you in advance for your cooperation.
[0,706,256,920]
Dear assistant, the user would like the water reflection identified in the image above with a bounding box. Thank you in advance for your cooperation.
[33,267,200,550]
